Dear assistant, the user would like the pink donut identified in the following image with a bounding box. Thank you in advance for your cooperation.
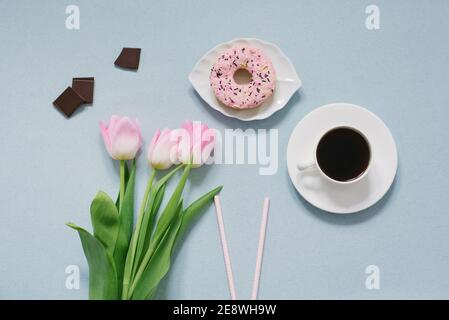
[210,46,276,109]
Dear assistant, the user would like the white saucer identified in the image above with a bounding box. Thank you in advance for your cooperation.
[189,38,302,121]
[287,103,398,214]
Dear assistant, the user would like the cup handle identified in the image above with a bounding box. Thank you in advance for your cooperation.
[297,161,316,172]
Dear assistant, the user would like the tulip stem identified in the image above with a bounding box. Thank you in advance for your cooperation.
[119,160,126,211]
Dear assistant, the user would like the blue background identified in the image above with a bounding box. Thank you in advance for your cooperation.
[0,0,448,299]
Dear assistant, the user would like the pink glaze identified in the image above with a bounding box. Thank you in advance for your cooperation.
[210,46,276,109]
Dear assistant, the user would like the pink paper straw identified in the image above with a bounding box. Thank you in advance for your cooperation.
[214,196,237,300]
[251,197,270,300]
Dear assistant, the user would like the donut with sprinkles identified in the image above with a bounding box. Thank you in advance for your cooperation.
[210,46,276,109]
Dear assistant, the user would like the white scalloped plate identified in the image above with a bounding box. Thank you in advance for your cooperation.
[287,103,398,214]
[189,38,302,121]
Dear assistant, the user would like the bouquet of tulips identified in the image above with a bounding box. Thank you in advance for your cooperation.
[67,116,221,300]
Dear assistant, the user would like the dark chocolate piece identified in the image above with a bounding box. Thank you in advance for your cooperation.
[114,48,141,70]
[73,77,95,81]
[73,77,94,81]
[53,87,84,117]
[72,77,94,104]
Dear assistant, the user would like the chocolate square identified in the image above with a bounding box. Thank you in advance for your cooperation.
[114,48,141,70]
[72,77,94,104]
[73,77,94,81]
[53,87,84,117]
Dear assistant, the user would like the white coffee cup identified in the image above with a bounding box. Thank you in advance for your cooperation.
[297,125,372,185]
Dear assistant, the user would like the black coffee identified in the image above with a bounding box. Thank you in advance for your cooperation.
[316,127,370,182]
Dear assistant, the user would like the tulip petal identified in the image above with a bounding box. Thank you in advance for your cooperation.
[109,115,121,128]
[147,128,161,163]
[178,121,216,167]
[100,122,113,156]
[149,129,179,170]
[132,119,143,149]
[104,117,142,160]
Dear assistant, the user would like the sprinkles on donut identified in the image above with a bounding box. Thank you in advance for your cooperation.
[210,46,276,109]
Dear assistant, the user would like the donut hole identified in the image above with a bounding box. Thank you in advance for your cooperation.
[233,68,252,85]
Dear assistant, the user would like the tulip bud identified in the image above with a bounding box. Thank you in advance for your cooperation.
[99,115,142,160]
[177,120,215,168]
[147,128,180,170]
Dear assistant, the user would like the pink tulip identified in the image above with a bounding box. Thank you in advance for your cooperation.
[177,120,215,168]
[147,128,179,170]
[100,115,143,160]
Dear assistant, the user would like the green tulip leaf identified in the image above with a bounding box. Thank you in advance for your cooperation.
[130,184,222,299]
[129,165,190,296]
[144,288,157,300]
[137,164,183,262]
[152,164,191,246]
[175,185,223,247]
[113,159,136,295]
[130,200,183,300]
[149,183,166,233]
[134,183,166,269]
[122,165,182,299]
[90,191,119,257]
[67,223,118,300]
[136,164,183,264]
